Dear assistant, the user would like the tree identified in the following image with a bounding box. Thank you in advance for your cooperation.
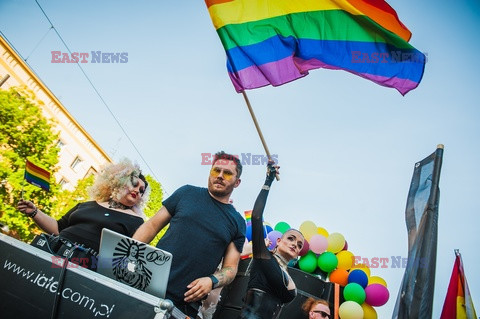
[0,87,60,241]
[50,174,95,220]
[143,175,166,246]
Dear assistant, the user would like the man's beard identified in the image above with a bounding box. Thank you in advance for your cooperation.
[208,180,234,198]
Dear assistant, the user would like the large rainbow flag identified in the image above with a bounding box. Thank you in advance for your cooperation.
[205,0,425,95]
[440,251,477,319]
[24,159,51,191]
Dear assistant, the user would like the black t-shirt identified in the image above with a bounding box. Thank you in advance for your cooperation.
[157,185,246,307]
[57,201,144,252]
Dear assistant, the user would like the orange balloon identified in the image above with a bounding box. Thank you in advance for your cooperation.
[329,268,349,286]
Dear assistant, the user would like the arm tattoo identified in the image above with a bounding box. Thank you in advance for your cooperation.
[214,266,236,287]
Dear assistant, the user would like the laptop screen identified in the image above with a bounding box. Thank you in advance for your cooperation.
[98,228,172,299]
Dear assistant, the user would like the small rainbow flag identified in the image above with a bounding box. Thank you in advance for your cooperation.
[206,0,425,95]
[244,210,252,225]
[24,159,51,191]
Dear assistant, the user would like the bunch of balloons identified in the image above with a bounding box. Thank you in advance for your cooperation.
[271,220,390,319]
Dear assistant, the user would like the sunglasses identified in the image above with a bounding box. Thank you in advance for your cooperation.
[311,310,330,318]
[210,167,235,181]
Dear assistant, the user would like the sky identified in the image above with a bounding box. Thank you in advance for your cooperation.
[1,0,480,317]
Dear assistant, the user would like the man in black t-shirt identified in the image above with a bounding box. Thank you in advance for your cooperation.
[134,151,246,316]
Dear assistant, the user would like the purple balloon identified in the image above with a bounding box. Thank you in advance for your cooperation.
[365,284,390,307]
[267,230,282,250]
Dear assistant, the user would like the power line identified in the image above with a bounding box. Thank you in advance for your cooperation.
[33,0,169,196]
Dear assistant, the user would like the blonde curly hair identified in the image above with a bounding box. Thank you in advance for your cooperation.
[89,159,149,217]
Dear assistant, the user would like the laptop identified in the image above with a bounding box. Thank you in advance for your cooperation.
[98,228,172,299]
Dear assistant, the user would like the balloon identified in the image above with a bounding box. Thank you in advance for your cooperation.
[336,250,354,270]
[264,223,273,236]
[298,251,317,273]
[369,276,387,287]
[343,240,348,251]
[351,263,371,277]
[327,232,345,253]
[338,301,363,319]
[267,230,282,250]
[317,252,338,273]
[274,221,290,234]
[246,225,252,242]
[348,269,369,288]
[343,283,366,305]
[365,284,390,307]
[329,268,349,286]
[309,234,328,254]
[361,303,377,319]
[317,226,329,238]
[298,239,310,257]
[299,221,317,241]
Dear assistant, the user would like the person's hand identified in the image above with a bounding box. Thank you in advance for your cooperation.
[184,277,213,302]
[265,160,280,184]
[17,200,36,215]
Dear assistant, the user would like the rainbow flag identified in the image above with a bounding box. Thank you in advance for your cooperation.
[244,210,252,225]
[440,251,477,319]
[205,0,425,95]
[24,159,51,191]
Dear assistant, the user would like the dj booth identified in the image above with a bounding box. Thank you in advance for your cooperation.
[1,233,341,319]
[0,233,179,319]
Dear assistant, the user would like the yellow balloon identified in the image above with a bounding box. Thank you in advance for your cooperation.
[299,221,317,241]
[336,250,354,270]
[327,232,345,253]
[338,301,363,319]
[361,303,377,319]
[351,263,371,277]
[317,226,329,237]
[369,276,387,287]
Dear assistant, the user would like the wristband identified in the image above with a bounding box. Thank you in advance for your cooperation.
[209,275,219,289]
[26,207,38,218]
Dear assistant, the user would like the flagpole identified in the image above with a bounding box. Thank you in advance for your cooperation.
[241,91,279,180]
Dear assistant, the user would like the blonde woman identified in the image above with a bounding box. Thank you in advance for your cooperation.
[17,159,148,269]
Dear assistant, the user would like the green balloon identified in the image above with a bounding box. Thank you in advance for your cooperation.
[274,221,291,234]
[298,251,317,273]
[343,283,366,305]
[317,251,338,273]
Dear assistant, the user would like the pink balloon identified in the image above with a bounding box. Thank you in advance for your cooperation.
[298,239,310,256]
[309,234,328,254]
[365,284,390,307]
[267,230,282,250]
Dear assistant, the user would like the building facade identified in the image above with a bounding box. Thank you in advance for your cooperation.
[0,35,112,190]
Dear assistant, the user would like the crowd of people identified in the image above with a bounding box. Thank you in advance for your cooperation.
[18,151,333,319]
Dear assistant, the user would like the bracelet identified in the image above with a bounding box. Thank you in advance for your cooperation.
[209,275,219,289]
[262,185,270,191]
[26,207,38,218]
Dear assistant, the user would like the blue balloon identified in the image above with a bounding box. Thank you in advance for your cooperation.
[348,269,369,288]
[264,224,273,238]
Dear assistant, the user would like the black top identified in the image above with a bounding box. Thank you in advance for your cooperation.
[157,185,246,308]
[247,168,296,304]
[57,201,144,252]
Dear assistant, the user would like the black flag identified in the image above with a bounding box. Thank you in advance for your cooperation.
[392,145,444,319]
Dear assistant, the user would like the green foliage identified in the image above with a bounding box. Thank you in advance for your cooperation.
[0,87,60,241]
[143,175,167,246]
[50,175,95,220]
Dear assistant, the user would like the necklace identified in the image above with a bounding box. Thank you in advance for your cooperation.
[273,252,289,271]
[108,199,133,210]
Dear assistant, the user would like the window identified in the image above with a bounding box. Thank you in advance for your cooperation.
[56,139,66,150]
[59,178,69,189]
[71,156,83,172]
[84,166,97,178]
